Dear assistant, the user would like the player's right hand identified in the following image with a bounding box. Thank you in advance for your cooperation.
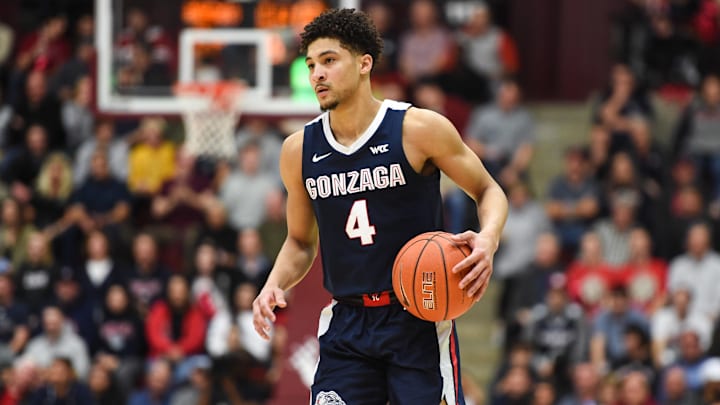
[252,286,287,340]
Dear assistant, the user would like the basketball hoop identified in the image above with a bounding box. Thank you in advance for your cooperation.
[174,81,246,160]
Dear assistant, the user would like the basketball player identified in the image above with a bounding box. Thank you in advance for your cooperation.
[253,8,508,405]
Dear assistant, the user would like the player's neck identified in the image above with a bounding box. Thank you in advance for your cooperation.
[328,90,382,146]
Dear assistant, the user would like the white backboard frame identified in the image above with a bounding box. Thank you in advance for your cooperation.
[95,0,359,116]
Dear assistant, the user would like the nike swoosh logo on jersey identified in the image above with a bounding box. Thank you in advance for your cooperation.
[312,152,332,163]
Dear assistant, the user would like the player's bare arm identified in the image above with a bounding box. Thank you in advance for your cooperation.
[252,131,319,339]
[403,107,509,302]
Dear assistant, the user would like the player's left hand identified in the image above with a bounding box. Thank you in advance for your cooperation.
[450,231,498,302]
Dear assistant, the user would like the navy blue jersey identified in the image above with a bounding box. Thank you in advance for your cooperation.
[302,100,443,296]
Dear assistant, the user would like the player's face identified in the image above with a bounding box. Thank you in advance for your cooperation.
[306,38,362,111]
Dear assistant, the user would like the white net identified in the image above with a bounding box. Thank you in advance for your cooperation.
[176,82,245,160]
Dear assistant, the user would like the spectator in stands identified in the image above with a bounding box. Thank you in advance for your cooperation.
[524,274,587,393]
[128,358,174,405]
[20,306,90,379]
[0,197,35,270]
[619,228,668,314]
[592,190,639,266]
[120,43,173,91]
[652,156,704,252]
[2,125,50,204]
[209,281,285,403]
[126,232,170,317]
[26,357,94,405]
[193,201,237,267]
[145,275,206,384]
[31,153,73,244]
[616,371,657,405]
[454,3,518,100]
[61,76,93,152]
[503,233,563,346]
[74,119,128,186]
[219,141,278,230]
[663,184,713,260]
[643,13,700,89]
[492,365,534,405]
[258,189,286,262]
[494,182,551,324]
[545,146,601,256]
[95,283,144,392]
[398,0,455,84]
[76,230,126,307]
[668,222,720,320]
[51,23,94,102]
[62,151,131,263]
[464,77,535,186]
[151,147,214,272]
[52,266,97,354]
[673,75,720,200]
[13,15,71,77]
[191,243,232,320]
[661,366,699,405]
[7,71,66,151]
[670,329,709,394]
[532,380,556,405]
[235,229,272,291]
[590,285,649,374]
[410,77,471,134]
[652,287,712,368]
[14,231,56,321]
[115,7,174,68]
[169,356,215,405]
[557,363,599,405]
[365,2,399,75]
[127,117,176,197]
[0,274,28,365]
[566,232,616,316]
[235,118,282,181]
[593,64,653,148]
[612,324,656,386]
[0,359,39,404]
[88,363,125,405]
[599,151,653,224]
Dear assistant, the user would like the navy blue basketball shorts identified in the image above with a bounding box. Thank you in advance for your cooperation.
[310,299,465,405]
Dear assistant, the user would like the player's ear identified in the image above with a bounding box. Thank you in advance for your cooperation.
[359,54,373,75]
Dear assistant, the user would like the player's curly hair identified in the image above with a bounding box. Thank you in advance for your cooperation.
[300,8,383,70]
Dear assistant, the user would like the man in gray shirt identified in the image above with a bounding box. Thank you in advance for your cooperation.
[219,141,279,230]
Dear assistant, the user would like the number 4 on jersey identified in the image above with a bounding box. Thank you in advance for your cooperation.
[345,200,376,245]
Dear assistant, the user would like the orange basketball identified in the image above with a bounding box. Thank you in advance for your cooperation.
[392,231,475,322]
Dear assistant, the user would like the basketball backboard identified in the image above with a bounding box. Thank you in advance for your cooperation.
[95,0,359,116]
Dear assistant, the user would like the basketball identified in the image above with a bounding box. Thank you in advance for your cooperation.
[392,231,475,322]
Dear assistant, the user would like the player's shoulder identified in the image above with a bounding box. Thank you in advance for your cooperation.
[282,130,304,156]
[403,106,458,137]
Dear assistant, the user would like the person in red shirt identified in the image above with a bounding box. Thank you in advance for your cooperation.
[566,231,618,317]
[145,274,207,384]
[618,228,667,315]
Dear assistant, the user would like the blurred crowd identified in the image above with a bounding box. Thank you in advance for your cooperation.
[0,0,718,404]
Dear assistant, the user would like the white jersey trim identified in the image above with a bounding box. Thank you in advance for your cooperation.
[320,99,408,156]
[436,320,458,405]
